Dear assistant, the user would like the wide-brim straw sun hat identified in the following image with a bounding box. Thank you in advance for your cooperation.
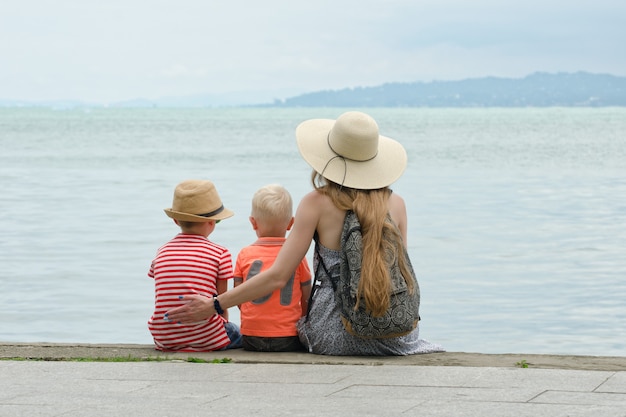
[164,179,234,222]
[296,111,407,190]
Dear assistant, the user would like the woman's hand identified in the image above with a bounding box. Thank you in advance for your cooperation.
[164,294,215,324]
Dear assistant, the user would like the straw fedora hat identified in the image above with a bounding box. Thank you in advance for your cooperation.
[296,111,407,190]
[164,180,234,222]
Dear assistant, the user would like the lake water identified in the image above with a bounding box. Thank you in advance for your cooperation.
[1,107,625,356]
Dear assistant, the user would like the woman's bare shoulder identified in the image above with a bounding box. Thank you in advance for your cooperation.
[299,189,344,250]
[389,190,406,204]
[300,189,325,204]
[389,191,407,212]
[388,191,408,236]
[299,190,341,218]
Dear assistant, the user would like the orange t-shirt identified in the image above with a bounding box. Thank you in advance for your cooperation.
[234,237,311,337]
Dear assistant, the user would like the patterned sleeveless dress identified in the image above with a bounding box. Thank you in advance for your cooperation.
[297,242,445,356]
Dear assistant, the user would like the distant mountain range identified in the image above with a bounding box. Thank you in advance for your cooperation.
[269,72,626,107]
[2,72,624,108]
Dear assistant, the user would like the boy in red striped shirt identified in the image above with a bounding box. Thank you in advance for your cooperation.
[148,179,242,351]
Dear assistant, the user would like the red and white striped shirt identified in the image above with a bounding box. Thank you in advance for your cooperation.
[147,233,233,351]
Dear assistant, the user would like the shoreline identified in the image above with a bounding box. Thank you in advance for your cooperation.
[1,342,624,371]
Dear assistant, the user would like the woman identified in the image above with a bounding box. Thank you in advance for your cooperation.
[165,111,444,355]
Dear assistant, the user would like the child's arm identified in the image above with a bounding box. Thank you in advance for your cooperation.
[298,258,313,317]
[216,279,229,320]
[233,277,243,309]
[232,251,245,310]
[300,281,311,317]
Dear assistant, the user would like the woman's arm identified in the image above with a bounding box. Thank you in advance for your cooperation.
[166,192,321,324]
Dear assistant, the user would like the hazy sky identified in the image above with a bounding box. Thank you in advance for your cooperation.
[2,0,625,103]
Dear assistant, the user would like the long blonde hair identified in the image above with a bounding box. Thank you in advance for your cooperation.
[312,172,415,316]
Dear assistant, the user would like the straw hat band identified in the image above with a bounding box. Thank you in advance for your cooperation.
[327,133,378,162]
[327,113,379,161]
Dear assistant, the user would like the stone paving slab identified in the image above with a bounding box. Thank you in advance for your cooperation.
[1,360,625,417]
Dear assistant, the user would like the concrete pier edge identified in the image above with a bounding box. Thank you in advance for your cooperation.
[1,342,624,371]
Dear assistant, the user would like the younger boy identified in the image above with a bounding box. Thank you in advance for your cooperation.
[234,184,311,352]
[148,179,242,351]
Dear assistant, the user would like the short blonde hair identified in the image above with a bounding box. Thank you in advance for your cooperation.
[251,184,293,223]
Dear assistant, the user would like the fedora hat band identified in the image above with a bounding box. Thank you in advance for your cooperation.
[196,205,224,218]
